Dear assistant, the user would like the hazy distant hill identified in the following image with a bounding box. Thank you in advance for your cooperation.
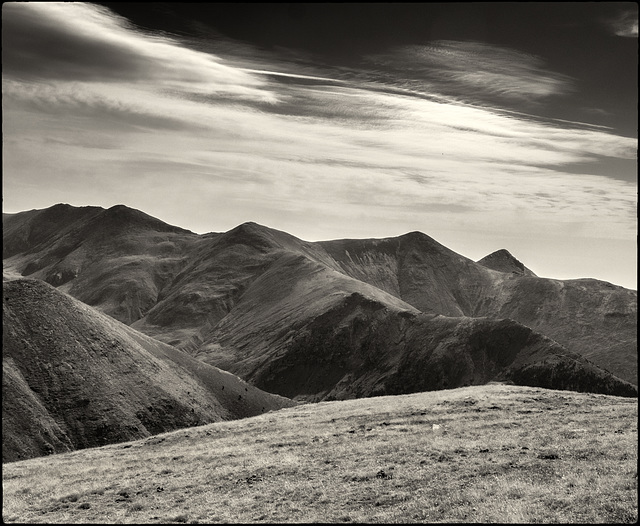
[3,204,637,396]
[2,279,294,462]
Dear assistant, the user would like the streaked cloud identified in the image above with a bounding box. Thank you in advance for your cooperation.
[609,6,639,37]
[365,41,575,104]
[2,2,276,102]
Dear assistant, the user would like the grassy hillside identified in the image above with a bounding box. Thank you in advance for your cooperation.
[2,384,637,523]
[3,279,294,462]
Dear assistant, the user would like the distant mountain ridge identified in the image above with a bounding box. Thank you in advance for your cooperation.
[3,204,637,399]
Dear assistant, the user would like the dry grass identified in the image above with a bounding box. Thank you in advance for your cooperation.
[3,383,637,523]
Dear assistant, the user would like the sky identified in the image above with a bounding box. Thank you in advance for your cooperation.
[2,2,638,289]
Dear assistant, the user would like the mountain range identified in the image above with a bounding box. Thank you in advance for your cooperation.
[4,203,636,459]
[3,204,637,399]
[4,204,636,400]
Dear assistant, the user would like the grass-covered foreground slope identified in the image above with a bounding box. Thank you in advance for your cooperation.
[2,384,637,523]
[2,279,294,462]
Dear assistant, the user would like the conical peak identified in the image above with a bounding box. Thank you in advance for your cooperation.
[489,248,513,258]
[222,221,309,250]
[477,249,536,277]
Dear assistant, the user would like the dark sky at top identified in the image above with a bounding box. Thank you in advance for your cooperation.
[100,2,637,136]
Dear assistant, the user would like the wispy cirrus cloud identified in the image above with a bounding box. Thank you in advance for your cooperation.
[365,41,575,105]
[608,5,638,37]
[1,2,276,102]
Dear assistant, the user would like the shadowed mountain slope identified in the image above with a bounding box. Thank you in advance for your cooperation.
[2,279,294,462]
[318,234,637,385]
[3,204,637,391]
[471,276,637,384]
[186,252,636,401]
[131,222,340,348]
[191,251,419,385]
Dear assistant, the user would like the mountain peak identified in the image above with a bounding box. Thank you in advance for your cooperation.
[221,221,284,249]
[97,204,193,235]
[477,249,536,277]
[2,204,103,258]
[398,230,445,247]
[220,221,314,254]
[229,221,268,235]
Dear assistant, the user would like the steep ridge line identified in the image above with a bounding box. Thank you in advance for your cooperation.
[188,252,636,401]
[3,203,637,389]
